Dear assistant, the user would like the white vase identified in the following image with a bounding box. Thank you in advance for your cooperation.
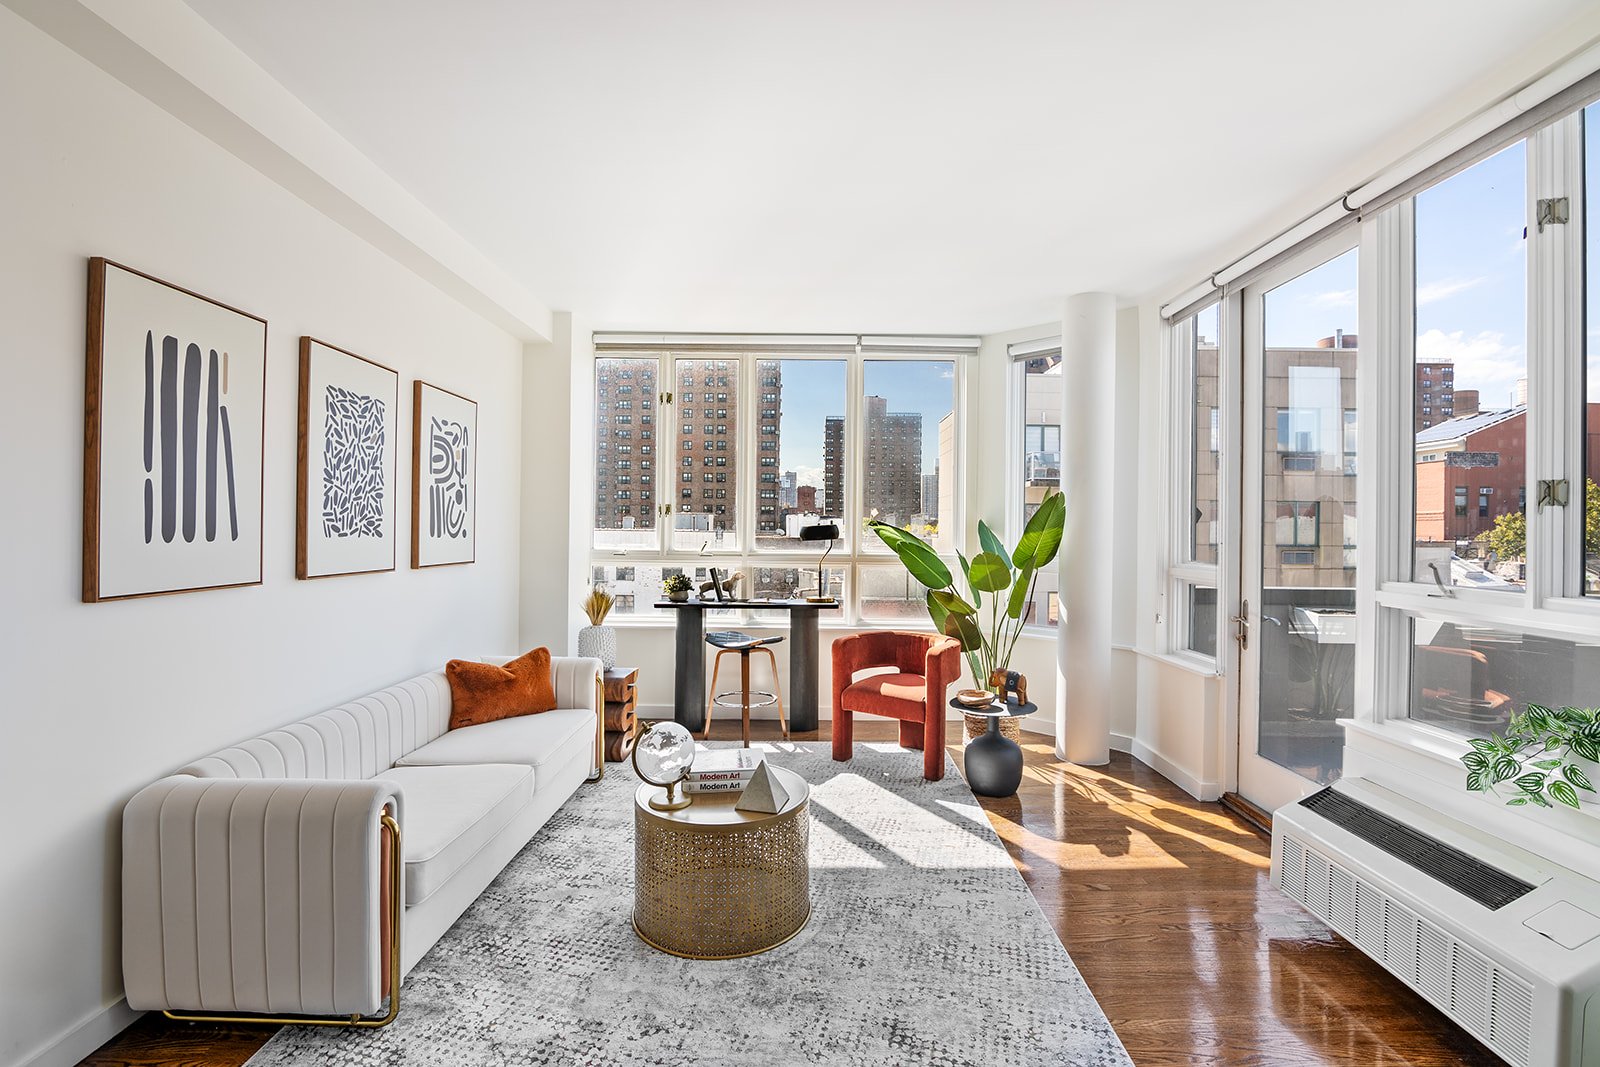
[578,624,617,669]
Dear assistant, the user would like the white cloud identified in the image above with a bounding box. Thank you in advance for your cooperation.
[1416,277,1486,305]
[1415,329,1525,407]
[794,465,824,489]
[1312,289,1356,308]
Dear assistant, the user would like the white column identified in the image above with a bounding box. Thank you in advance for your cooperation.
[1058,293,1115,765]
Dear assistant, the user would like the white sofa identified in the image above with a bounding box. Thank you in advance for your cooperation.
[121,655,602,1022]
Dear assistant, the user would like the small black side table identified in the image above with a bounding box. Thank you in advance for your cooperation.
[951,696,1035,798]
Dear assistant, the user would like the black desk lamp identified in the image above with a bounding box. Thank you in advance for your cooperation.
[799,522,839,603]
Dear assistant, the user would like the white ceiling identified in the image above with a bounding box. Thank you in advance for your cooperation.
[184,0,1598,335]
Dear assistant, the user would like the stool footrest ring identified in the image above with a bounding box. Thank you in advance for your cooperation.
[712,690,780,709]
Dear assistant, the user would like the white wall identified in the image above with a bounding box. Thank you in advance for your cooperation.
[520,311,591,655]
[0,12,525,1067]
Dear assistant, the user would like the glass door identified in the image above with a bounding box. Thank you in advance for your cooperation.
[1237,241,1359,810]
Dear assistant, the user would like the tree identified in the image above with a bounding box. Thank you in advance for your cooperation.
[1488,509,1525,562]
[1587,478,1600,559]
[1485,480,1597,563]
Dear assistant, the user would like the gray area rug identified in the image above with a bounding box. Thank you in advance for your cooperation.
[247,742,1132,1067]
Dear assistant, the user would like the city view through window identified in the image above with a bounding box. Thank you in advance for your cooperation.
[1412,142,1530,591]
[591,353,955,616]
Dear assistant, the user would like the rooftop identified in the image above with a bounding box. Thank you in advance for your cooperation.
[1414,405,1524,446]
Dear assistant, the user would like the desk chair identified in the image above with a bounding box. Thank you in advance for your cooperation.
[703,631,787,747]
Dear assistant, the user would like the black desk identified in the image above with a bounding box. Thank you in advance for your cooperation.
[654,599,841,733]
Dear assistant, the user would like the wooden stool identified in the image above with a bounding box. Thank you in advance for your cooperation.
[703,631,787,747]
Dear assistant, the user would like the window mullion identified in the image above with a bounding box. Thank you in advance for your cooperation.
[737,353,755,558]
[1358,201,1415,724]
[1526,114,1585,602]
[655,355,669,557]
[1166,315,1195,575]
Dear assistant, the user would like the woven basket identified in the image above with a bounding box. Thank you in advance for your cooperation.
[962,712,1022,745]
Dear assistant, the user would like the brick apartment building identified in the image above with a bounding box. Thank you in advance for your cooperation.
[592,356,782,538]
[592,357,658,531]
[1416,403,1600,545]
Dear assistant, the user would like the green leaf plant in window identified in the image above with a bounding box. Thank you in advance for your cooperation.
[1460,704,1600,809]
[869,490,1065,690]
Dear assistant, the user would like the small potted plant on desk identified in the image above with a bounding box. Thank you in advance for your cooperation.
[663,573,694,602]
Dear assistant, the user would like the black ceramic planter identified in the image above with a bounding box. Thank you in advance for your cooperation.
[964,719,1024,797]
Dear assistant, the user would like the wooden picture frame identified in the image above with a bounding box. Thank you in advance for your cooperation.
[411,380,477,567]
[296,337,399,579]
[83,258,267,602]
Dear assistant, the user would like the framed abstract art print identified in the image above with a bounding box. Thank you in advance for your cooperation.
[296,337,399,579]
[412,380,476,568]
[83,258,267,602]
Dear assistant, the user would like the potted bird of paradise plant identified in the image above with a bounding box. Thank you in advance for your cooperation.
[868,489,1065,692]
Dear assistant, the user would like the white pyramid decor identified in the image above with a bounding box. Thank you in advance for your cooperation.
[734,760,790,813]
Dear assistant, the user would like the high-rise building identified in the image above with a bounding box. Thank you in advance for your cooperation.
[1412,357,1455,432]
[823,416,845,517]
[823,397,924,528]
[592,357,658,531]
[753,361,783,533]
[779,470,798,508]
[1194,333,1359,589]
[796,485,816,512]
[673,358,775,537]
[862,396,922,528]
[593,358,780,541]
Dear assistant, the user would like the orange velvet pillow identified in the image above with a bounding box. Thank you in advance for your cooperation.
[445,647,557,730]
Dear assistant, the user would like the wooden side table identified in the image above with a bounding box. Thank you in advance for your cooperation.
[632,765,810,959]
[603,667,638,762]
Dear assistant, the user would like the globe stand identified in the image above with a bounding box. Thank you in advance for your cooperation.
[632,719,696,811]
[648,781,692,811]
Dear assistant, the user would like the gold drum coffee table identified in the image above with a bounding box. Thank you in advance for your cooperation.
[632,765,810,959]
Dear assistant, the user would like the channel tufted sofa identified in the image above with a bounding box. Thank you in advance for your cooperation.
[121,655,602,1025]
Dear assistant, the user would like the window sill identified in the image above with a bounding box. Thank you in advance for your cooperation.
[1118,644,1221,679]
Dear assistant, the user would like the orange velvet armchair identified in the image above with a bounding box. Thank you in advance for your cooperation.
[831,631,962,781]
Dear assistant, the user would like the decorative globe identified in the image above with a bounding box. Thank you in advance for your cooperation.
[632,721,696,786]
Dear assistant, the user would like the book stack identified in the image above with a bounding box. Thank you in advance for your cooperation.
[684,747,765,793]
[603,667,638,762]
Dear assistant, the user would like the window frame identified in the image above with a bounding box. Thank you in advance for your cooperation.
[1008,338,1064,631]
[1356,108,1600,770]
[586,342,971,626]
[1164,303,1229,667]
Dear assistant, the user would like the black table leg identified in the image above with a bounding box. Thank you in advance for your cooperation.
[673,607,705,733]
[790,607,819,732]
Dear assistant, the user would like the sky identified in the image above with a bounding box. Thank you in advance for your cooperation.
[1261,140,1529,414]
[1265,116,1600,409]
[775,358,954,495]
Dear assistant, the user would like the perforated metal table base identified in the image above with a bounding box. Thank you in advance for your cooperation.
[632,765,810,959]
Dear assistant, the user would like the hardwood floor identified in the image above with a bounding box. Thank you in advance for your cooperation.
[79,722,1500,1067]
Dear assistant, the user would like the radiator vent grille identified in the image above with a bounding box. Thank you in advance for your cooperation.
[1279,832,1534,1067]
[1298,788,1534,910]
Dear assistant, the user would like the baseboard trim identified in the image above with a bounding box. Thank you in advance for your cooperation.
[18,998,140,1067]
[1128,738,1222,802]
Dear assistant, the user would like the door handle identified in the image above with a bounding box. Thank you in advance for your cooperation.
[1233,599,1249,651]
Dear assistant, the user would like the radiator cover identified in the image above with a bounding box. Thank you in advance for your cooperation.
[1271,777,1600,1067]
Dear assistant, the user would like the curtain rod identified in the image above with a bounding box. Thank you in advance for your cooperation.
[1159,36,1600,321]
